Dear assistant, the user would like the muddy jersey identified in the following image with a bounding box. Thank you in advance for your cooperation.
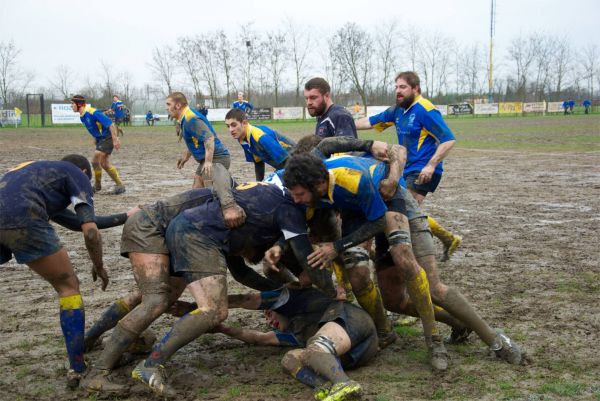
[140,188,214,235]
[315,105,357,139]
[182,182,307,255]
[179,106,229,162]
[368,95,455,176]
[80,105,113,140]
[316,156,388,221]
[240,124,295,167]
[0,161,93,229]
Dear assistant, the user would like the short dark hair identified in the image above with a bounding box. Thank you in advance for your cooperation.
[292,135,323,155]
[304,77,331,95]
[61,154,92,179]
[70,94,86,105]
[167,92,188,106]
[395,71,420,90]
[225,108,247,122]
[283,153,328,191]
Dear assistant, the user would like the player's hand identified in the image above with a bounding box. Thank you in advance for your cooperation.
[201,161,213,179]
[416,165,435,185]
[371,141,390,161]
[92,264,109,291]
[379,178,398,200]
[176,157,187,169]
[222,205,246,228]
[113,138,121,151]
[307,242,337,269]
[263,245,283,272]
[126,206,141,217]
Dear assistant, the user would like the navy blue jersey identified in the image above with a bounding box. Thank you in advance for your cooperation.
[315,105,357,139]
[0,161,94,229]
[182,182,307,255]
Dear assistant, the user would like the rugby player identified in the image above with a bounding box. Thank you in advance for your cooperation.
[231,91,254,114]
[304,78,357,138]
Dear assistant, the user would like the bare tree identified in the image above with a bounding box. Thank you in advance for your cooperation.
[402,25,421,72]
[118,70,136,103]
[240,25,260,101]
[507,33,536,101]
[460,44,485,99]
[530,34,553,101]
[418,31,453,98]
[264,30,288,106]
[285,18,312,106]
[148,45,177,96]
[0,40,21,107]
[99,59,116,98]
[50,64,74,100]
[373,19,400,103]
[215,30,235,105]
[330,23,372,108]
[552,37,572,99]
[178,36,204,105]
[196,35,221,107]
[581,43,599,101]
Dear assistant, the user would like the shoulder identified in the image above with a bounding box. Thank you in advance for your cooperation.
[329,105,353,119]
[416,97,436,112]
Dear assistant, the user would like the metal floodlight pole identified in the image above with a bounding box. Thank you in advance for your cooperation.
[488,0,496,103]
[246,40,252,101]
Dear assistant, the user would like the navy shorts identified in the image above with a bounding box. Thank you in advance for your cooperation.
[165,214,227,282]
[0,222,62,265]
[319,302,378,369]
[95,136,114,154]
[405,171,442,194]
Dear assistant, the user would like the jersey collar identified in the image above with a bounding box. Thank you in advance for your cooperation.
[178,106,191,124]
[403,95,422,114]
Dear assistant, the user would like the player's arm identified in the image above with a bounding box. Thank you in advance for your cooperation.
[379,144,406,200]
[215,324,280,346]
[226,254,279,291]
[75,203,108,290]
[418,111,456,184]
[51,209,128,231]
[254,161,266,181]
[355,116,373,130]
[108,122,121,151]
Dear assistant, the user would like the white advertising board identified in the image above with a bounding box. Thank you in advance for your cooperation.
[273,107,304,120]
[523,102,546,113]
[436,105,448,116]
[365,106,389,118]
[51,104,91,124]
[205,108,230,122]
[474,103,499,115]
[546,102,563,113]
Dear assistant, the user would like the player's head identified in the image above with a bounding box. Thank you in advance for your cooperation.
[224,108,249,140]
[70,95,86,112]
[237,91,244,101]
[304,78,332,117]
[166,92,188,119]
[112,95,120,101]
[283,153,329,206]
[394,71,421,109]
[61,154,92,179]
[264,309,289,331]
[292,135,323,155]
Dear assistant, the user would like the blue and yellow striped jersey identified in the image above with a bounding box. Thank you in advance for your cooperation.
[240,124,296,167]
[111,101,125,119]
[369,95,455,176]
[80,106,113,139]
[320,156,388,221]
[179,106,229,161]
[232,100,254,114]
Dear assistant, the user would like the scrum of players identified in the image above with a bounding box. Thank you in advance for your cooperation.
[0,72,523,401]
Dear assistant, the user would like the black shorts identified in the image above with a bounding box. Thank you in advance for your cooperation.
[405,171,442,195]
[319,302,378,369]
[95,136,114,154]
[194,155,231,176]
[114,117,124,126]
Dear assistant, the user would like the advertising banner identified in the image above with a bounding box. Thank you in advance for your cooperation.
[273,107,304,120]
[546,102,563,113]
[499,102,523,114]
[523,102,546,113]
[435,105,448,116]
[448,103,473,115]
[0,109,21,126]
[51,104,88,124]
[248,108,272,120]
[205,108,229,122]
[474,103,499,115]
[365,106,389,118]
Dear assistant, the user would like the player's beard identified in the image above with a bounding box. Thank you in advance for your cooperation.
[396,93,416,109]
[308,102,327,117]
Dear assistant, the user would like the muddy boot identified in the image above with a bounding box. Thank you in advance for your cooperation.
[93,182,102,193]
[66,368,85,390]
[428,335,449,371]
[491,329,522,365]
[111,185,126,195]
[131,360,176,397]
[442,235,462,262]
[83,367,126,393]
[377,328,398,350]
[322,380,362,401]
[445,326,472,345]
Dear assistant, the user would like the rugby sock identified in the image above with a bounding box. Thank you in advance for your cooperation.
[59,294,86,373]
[106,166,123,186]
[97,323,138,370]
[146,309,214,367]
[94,168,102,187]
[405,268,439,340]
[85,298,131,350]
[332,260,354,302]
[292,366,329,389]
[427,216,456,246]
[304,349,349,384]
[354,280,391,335]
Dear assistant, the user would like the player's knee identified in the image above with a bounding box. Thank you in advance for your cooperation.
[342,246,370,270]
[409,218,436,258]
[122,289,143,309]
[281,349,304,374]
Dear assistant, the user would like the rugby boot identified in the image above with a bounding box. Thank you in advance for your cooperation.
[491,329,522,365]
[82,367,126,393]
[322,380,362,401]
[93,182,102,193]
[313,382,332,401]
[428,335,449,371]
[444,326,472,345]
[66,368,85,390]
[441,235,462,262]
[377,329,398,350]
[111,185,126,195]
[131,360,176,397]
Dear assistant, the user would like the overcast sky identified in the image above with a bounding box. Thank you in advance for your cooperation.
[2,0,599,91]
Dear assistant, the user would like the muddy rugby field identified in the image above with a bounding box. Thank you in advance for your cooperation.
[0,115,598,401]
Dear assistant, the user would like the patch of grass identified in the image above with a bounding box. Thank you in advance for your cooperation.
[15,366,31,380]
[431,387,446,399]
[227,386,242,398]
[538,380,585,397]
[394,325,420,337]
[405,349,429,364]
[16,339,35,351]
